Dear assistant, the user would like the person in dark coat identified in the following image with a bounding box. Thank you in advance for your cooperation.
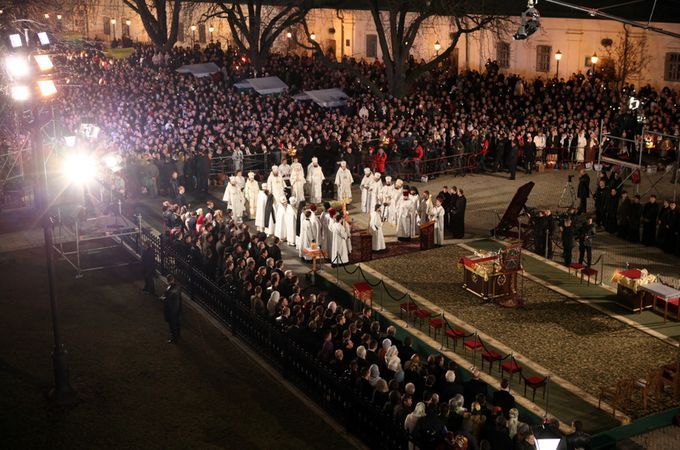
[627,195,642,243]
[413,406,447,450]
[561,218,575,267]
[664,201,679,254]
[141,241,156,295]
[452,189,467,238]
[578,217,595,267]
[195,152,210,194]
[463,368,488,409]
[656,199,670,248]
[507,136,519,180]
[616,191,631,239]
[592,179,608,227]
[604,188,620,234]
[491,379,516,418]
[576,169,590,214]
[268,237,282,262]
[641,195,659,246]
[162,274,182,343]
[524,134,536,174]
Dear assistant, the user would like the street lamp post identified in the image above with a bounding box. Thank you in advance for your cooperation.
[591,52,598,76]
[555,50,562,78]
[125,19,131,38]
[111,18,116,41]
[434,40,441,56]
[191,25,196,45]
[6,50,75,404]
[209,25,214,43]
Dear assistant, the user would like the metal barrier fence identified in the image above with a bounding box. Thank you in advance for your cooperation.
[121,228,408,449]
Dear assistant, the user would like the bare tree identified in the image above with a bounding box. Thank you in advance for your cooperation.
[302,0,506,97]
[122,0,182,51]
[204,0,312,73]
[606,24,651,88]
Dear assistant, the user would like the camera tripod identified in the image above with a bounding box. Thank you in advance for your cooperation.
[558,178,577,208]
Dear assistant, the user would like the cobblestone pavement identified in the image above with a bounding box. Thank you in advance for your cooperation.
[619,425,680,449]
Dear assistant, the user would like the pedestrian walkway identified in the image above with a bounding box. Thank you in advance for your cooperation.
[465,238,680,345]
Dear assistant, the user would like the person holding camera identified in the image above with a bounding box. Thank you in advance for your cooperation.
[577,169,590,214]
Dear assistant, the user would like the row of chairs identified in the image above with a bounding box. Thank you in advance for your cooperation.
[598,359,680,417]
[398,301,548,402]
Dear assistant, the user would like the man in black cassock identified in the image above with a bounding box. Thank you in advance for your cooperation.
[628,195,642,243]
[604,188,620,234]
[438,186,453,232]
[452,189,466,238]
[561,218,574,267]
[576,169,590,214]
[593,178,608,227]
[656,199,670,248]
[162,274,182,343]
[141,241,156,295]
[641,195,659,246]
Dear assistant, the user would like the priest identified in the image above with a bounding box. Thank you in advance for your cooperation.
[222,176,245,223]
[267,165,286,213]
[274,196,288,242]
[307,157,325,204]
[360,168,373,213]
[430,197,446,246]
[329,215,350,265]
[297,209,317,260]
[396,188,416,241]
[285,197,298,247]
[334,161,354,203]
[369,204,386,251]
[290,158,306,202]
[244,172,260,219]
[368,172,382,215]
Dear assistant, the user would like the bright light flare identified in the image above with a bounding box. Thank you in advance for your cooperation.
[37,32,50,46]
[37,79,57,97]
[11,85,31,101]
[34,54,54,72]
[103,153,122,172]
[9,34,23,48]
[5,55,31,79]
[63,153,97,184]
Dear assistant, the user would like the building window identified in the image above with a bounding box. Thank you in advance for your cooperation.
[198,23,206,43]
[536,45,551,72]
[665,52,680,82]
[122,18,130,37]
[366,34,377,58]
[103,16,111,35]
[496,42,510,68]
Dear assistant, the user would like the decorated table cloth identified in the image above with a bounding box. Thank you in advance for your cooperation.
[611,269,657,293]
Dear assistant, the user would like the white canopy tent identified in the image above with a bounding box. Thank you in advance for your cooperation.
[233,76,288,95]
[301,88,348,108]
[176,62,220,78]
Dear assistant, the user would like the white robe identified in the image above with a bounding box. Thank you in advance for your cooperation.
[267,173,286,210]
[307,165,325,203]
[320,212,334,257]
[290,163,306,202]
[396,197,416,238]
[409,194,420,235]
[368,179,383,215]
[334,168,354,203]
[244,179,260,218]
[369,210,386,251]
[274,200,288,241]
[223,183,245,222]
[380,184,395,224]
[360,175,372,213]
[284,203,297,246]
[329,220,350,264]
[297,217,315,259]
[430,205,445,245]
[389,187,401,224]
[255,190,269,231]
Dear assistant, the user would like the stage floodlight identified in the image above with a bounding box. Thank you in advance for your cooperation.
[103,153,122,172]
[10,85,31,102]
[34,54,54,72]
[535,438,561,450]
[628,97,640,110]
[63,153,97,184]
[9,33,23,48]
[37,79,58,97]
[5,55,31,79]
[38,32,50,46]
[64,136,76,147]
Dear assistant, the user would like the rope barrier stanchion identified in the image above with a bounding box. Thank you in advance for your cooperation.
[380,278,384,312]
[440,311,445,351]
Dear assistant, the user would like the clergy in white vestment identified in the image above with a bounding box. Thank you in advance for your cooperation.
[334,161,354,203]
[418,191,433,226]
[396,189,416,241]
[390,179,403,224]
[274,196,288,241]
[360,168,373,213]
[429,197,446,246]
[380,176,395,224]
[306,157,325,204]
[234,170,246,190]
[222,176,245,223]
[408,187,420,236]
[244,172,260,218]
[369,204,386,251]
[290,160,306,202]
[255,183,270,232]
[285,197,298,246]
[368,172,382,215]
[267,165,286,212]
[297,209,316,259]
[329,215,350,265]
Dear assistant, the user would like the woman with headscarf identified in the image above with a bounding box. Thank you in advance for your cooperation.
[404,402,427,448]
[368,364,381,387]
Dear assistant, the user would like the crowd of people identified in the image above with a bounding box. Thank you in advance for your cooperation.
[157,192,591,450]
[48,42,677,199]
